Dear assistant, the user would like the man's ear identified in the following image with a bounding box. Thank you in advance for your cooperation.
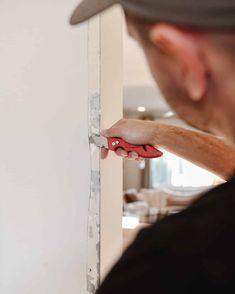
[149,24,208,101]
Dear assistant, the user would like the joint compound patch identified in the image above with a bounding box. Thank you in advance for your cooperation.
[87,16,101,294]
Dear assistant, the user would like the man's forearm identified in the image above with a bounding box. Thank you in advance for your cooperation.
[153,123,235,180]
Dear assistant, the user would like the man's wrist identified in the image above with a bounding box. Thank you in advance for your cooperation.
[148,121,167,147]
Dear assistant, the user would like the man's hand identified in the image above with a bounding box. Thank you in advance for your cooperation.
[101,119,157,160]
[100,118,235,180]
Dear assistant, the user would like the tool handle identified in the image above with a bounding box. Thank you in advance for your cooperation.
[108,137,163,159]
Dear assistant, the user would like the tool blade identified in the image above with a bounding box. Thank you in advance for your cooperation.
[89,134,108,149]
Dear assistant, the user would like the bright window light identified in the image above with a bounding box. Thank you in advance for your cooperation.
[151,150,222,191]
[163,110,174,118]
[137,106,146,112]
[122,216,139,229]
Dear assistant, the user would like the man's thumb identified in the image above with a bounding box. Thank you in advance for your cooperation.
[100,128,114,138]
[101,127,121,138]
[101,129,111,137]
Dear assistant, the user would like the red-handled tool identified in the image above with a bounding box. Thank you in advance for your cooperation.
[90,134,163,159]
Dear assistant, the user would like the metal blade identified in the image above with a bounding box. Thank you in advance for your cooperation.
[89,134,108,149]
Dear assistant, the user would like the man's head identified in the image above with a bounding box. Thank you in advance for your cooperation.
[125,12,235,141]
[70,0,235,144]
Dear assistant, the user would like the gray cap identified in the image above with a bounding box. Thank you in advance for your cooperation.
[70,0,235,29]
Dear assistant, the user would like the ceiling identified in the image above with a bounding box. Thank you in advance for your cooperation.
[123,85,171,118]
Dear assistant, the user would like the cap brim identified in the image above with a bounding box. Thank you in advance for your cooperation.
[70,0,117,25]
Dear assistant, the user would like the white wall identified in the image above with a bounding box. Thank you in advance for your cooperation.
[0,1,90,293]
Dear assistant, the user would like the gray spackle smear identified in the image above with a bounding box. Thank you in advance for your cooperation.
[88,92,100,130]
[96,241,100,256]
[89,226,94,238]
[96,242,100,276]
[87,274,96,294]
[91,170,100,193]
[87,40,101,293]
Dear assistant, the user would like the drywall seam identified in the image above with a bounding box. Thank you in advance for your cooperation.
[87,16,101,294]
[100,7,123,278]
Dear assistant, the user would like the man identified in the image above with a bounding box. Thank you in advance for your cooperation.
[71,0,235,292]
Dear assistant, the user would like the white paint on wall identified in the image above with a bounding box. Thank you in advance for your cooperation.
[0,1,90,293]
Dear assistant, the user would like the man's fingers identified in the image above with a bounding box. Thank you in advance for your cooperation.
[136,157,144,161]
[115,148,128,157]
[101,148,109,159]
[103,147,143,160]
[127,151,139,160]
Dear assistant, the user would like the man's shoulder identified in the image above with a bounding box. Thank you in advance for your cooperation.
[97,179,235,294]
[190,175,235,210]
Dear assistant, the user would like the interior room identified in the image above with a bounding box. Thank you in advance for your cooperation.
[1,1,234,293]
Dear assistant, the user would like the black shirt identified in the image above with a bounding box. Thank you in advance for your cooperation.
[97,177,235,293]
